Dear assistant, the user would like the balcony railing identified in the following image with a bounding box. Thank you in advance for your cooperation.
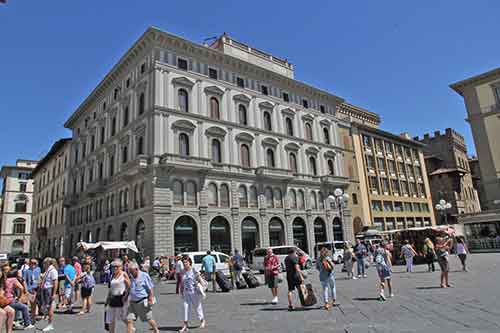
[160,153,212,171]
[320,174,350,186]
[86,179,107,196]
[255,167,294,180]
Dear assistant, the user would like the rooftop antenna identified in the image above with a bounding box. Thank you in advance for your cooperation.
[202,36,219,47]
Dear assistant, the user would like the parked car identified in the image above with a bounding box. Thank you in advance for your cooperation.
[179,251,231,276]
[314,241,347,263]
[251,246,312,273]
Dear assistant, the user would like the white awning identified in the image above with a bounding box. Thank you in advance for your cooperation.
[76,241,139,253]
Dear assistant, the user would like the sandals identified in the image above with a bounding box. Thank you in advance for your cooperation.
[288,305,294,311]
[179,326,189,332]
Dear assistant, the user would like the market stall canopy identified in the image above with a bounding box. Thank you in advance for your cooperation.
[76,241,139,252]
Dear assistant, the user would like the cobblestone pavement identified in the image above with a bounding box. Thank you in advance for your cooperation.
[35,253,500,332]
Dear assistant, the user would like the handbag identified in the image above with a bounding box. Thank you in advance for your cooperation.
[322,259,334,272]
[0,295,11,308]
[196,271,208,299]
[109,294,125,307]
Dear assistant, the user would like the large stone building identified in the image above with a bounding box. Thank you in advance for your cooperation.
[30,139,72,258]
[62,27,357,258]
[451,68,500,210]
[415,129,481,224]
[349,114,436,231]
[0,160,38,254]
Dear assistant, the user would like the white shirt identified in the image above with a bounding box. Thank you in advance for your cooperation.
[456,243,467,255]
[43,265,59,289]
[175,260,184,273]
[110,273,126,296]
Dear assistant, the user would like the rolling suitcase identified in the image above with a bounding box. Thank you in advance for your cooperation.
[236,279,248,289]
[298,283,317,307]
[242,271,260,288]
[215,271,231,292]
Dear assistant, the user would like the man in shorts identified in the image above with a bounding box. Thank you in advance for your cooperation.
[40,258,59,331]
[284,248,304,311]
[63,259,76,313]
[127,262,159,333]
[263,248,280,304]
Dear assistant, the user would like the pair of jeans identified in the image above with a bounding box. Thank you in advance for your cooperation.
[405,256,414,272]
[320,275,337,304]
[10,300,31,326]
[356,257,365,276]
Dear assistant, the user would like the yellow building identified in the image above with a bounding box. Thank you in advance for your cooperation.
[338,103,436,233]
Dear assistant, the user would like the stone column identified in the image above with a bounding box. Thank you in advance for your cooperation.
[152,170,173,256]
[342,208,354,243]
[307,216,315,256]
[231,182,241,252]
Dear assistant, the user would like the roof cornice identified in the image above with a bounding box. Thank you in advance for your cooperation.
[450,67,500,96]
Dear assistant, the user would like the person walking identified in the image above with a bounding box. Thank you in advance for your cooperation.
[456,237,469,272]
[231,250,244,284]
[126,262,159,333]
[63,258,76,313]
[374,243,393,301]
[179,255,206,332]
[316,247,336,310]
[103,260,111,285]
[353,239,368,278]
[201,251,216,293]
[78,264,96,315]
[39,258,59,332]
[263,248,280,304]
[2,264,34,329]
[175,257,184,294]
[401,240,417,273]
[284,248,304,311]
[423,238,436,272]
[106,260,131,333]
[435,237,453,288]
[343,244,355,279]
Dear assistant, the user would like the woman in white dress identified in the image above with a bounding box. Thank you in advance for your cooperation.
[106,259,130,333]
[179,255,206,332]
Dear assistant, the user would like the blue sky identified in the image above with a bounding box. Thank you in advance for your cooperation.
[1,1,499,170]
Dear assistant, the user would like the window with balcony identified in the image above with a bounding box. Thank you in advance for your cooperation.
[297,190,305,210]
[274,188,283,208]
[239,185,248,208]
[323,128,330,144]
[211,139,222,163]
[208,183,218,207]
[289,189,297,209]
[238,105,247,125]
[285,117,294,136]
[179,133,190,156]
[310,191,318,210]
[266,149,275,168]
[304,123,313,141]
[249,186,258,208]
[209,97,220,120]
[265,187,274,208]
[289,153,297,173]
[309,157,317,176]
[263,112,272,131]
[186,181,197,206]
[178,89,189,112]
[173,180,183,206]
[240,144,250,168]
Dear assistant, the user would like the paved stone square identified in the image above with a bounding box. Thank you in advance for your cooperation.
[38,253,500,332]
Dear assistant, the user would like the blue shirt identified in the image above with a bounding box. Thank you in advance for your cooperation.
[201,255,216,273]
[129,271,154,301]
[23,267,41,293]
[63,264,76,288]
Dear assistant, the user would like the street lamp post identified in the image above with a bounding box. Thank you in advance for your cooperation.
[435,199,452,225]
[328,188,349,241]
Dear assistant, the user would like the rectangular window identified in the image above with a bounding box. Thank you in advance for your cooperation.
[283,92,289,102]
[320,105,326,113]
[371,200,382,211]
[413,202,422,212]
[177,58,188,71]
[404,202,413,212]
[366,155,375,170]
[208,68,218,80]
[352,193,358,205]
[418,183,425,196]
[388,160,396,174]
[261,85,268,95]
[363,135,372,148]
[19,183,27,192]
[394,201,403,212]
[369,176,379,193]
[391,179,400,194]
[126,78,130,88]
[18,173,29,180]
[302,99,309,108]
[381,177,390,194]
[383,201,393,212]
[100,127,105,145]
[140,63,146,73]
[385,142,393,155]
[377,158,386,172]
[236,77,245,88]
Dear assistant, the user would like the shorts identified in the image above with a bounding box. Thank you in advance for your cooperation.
[127,299,153,322]
[106,306,127,324]
[265,274,279,289]
[437,256,449,272]
[81,287,93,298]
[377,265,392,281]
[74,283,80,292]
[39,288,55,315]
[286,277,300,292]
[64,287,74,301]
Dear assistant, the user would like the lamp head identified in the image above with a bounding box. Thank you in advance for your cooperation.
[439,199,446,206]
[334,188,343,197]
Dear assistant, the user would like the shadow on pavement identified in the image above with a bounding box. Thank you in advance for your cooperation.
[416,286,450,290]
[160,292,178,295]
[159,326,192,331]
[260,307,320,312]
[352,297,381,301]
[240,302,270,306]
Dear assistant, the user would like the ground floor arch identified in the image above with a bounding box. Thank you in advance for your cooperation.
[269,217,285,247]
[333,217,343,241]
[241,217,260,256]
[210,216,231,254]
[313,217,327,244]
[11,239,24,254]
[292,217,308,253]
[174,215,199,254]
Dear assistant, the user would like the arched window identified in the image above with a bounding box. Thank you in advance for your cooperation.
[286,117,294,136]
[136,136,144,155]
[309,157,317,176]
[297,190,305,210]
[208,183,218,207]
[173,180,184,206]
[240,144,250,168]
[211,139,222,163]
[310,191,318,210]
[305,123,313,141]
[179,133,189,156]
[186,181,197,206]
[138,92,145,115]
[323,128,330,144]
[12,218,26,234]
[239,185,248,208]
[263,112,272,131]
[209,97,220,119]
[140,182,146,207]
[220,184,230,207]
[289,189,297,209]
[274,188,283,208]
[266,149,275,168]
[178,89,189,112]
[265,187,274,208]
[289,153,297,173]
[238,105,247,125]
[249,186,258,208]
[123,106,129,127]
[328,159,335,175]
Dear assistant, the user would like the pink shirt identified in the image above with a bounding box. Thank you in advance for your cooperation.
[4,277,17,302]
[74,262,82,277]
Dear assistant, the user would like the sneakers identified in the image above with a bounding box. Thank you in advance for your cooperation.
[352,276,357,280]
[378,293,386,301]
[357,275,362,278]
[14,322,25,330]
[42,324,55,332]
[24,324,35,330]
[271,297,278,304]
[389,293,395,298]
[363,274,367,278]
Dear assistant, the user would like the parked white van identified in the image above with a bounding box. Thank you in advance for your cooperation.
[314,241,347,263]
[179,251,231,276]
[251,246,312,273]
